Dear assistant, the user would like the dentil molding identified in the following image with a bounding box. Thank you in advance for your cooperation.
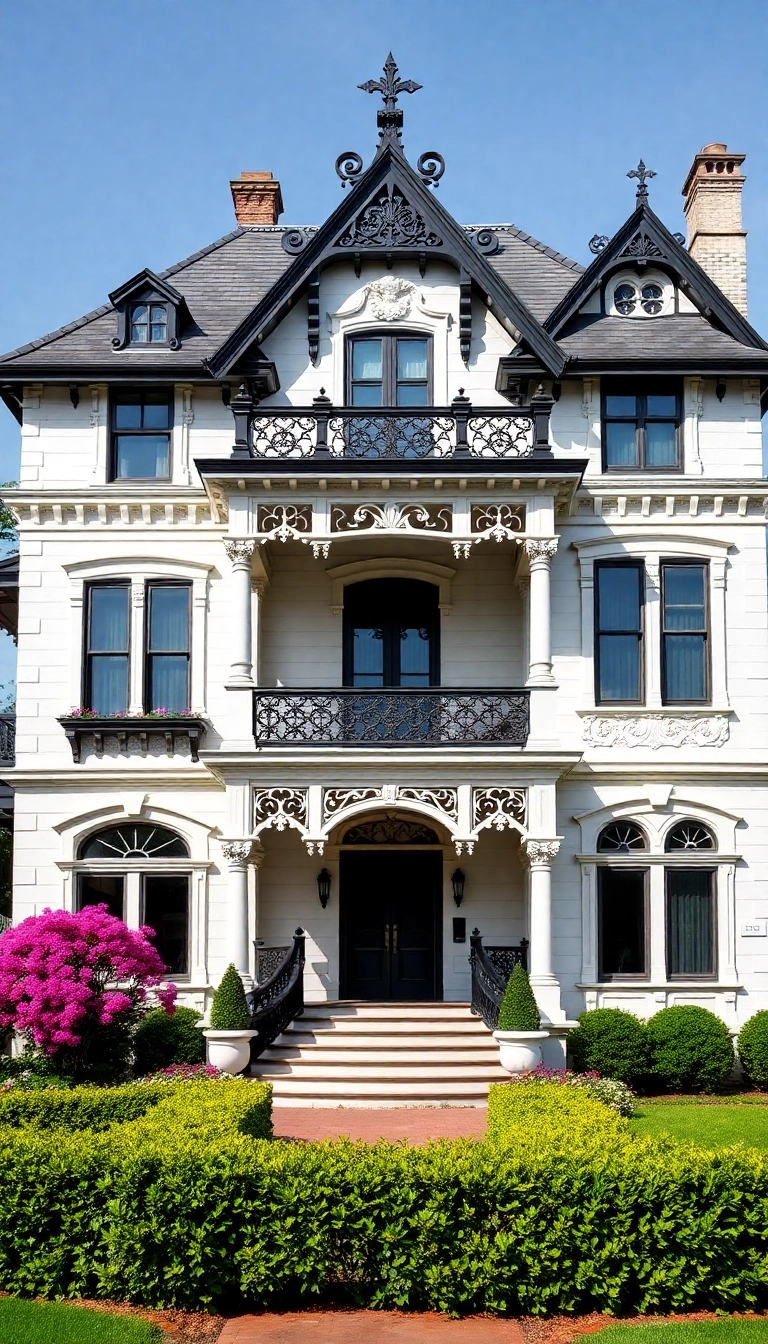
[581,713,730,750]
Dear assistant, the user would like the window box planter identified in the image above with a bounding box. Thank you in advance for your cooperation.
[201,1028,255,1075]
[59,715,207,764]
[493,1029,549,1075]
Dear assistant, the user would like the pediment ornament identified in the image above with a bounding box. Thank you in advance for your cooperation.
[337,184,442,249]
[367,275,415,320]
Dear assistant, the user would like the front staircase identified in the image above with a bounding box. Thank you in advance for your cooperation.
[250,1002,507,1106]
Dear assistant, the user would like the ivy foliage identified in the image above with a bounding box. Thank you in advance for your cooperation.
[209,963,251,1031]
[497,963,540,1031]
[0,1078,764,1316]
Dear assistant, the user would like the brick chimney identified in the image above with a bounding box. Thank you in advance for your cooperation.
[230,171,284,226]
[682,143,747,315]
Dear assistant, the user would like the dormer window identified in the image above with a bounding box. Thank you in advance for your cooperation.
[614,282,663,316]
[608,269,674,319]
[130,303,168,344]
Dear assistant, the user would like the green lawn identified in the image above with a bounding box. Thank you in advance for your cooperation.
[631,1102,768,1150]
[580,1323,766,1344]
[0,1298,161,1344]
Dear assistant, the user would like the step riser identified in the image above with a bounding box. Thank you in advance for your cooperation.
[260,1049,499,1063]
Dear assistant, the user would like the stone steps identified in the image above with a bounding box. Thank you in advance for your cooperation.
[251,1001,504,1107]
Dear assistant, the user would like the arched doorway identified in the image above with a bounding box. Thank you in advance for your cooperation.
[339,814,443,1001]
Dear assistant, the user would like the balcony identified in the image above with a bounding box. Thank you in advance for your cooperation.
[227,391,555,472]
[252,688,529,748]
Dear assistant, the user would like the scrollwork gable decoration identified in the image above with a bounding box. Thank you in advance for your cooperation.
[337,184,443,250]
[620,230,665,261]
[581,714,730,750]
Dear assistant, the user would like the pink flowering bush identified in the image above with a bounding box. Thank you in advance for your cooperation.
[141,1063,225,1083]
[0,905,177,1081]
[501,1063,636,1116]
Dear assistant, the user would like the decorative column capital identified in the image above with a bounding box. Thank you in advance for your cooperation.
[224,539,256,567]
[221,839,253,865]
[521,838,561,868]
[524,538,558,566]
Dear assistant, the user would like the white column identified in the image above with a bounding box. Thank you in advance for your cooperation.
[224,540,256,685]
[220,840,253,989]
[251,579,266,686]
[522,837,564,1022]
[524,539,558,685]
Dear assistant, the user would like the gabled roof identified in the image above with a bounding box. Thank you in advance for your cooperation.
[204,143,566,378]
[107,268,187,309]
[544,200,767,351]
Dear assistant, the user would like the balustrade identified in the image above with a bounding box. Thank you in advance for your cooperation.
[252,688,529,747]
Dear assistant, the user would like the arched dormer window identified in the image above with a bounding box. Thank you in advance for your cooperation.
[76,822,191,975]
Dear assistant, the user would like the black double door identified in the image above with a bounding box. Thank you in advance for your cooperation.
[340,851,442,1001]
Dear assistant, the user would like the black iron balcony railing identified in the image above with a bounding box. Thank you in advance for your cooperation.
[0,715,15,766]
[231,389,554,463]
[469,928,529,1030]
[252,688,529,747]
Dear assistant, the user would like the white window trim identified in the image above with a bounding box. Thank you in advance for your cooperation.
[607,269,675,319]
[572,532,732,712]
[325,556,456,615]
[327,278,452,405]
[63,556,213,716]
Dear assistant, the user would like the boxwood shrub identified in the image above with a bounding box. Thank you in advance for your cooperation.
[646,1004,734,1092]
[0,1078,764,1316]
[738,1010,768,1088]
[133,1006,205,1076]
[568,1007,650,1084]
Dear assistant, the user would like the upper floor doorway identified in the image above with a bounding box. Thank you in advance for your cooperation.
[343,578,440,688]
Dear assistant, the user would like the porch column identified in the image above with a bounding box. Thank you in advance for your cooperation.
[521,837,564,1022]
[224,540,256,685]
[221,840,253,989]
[524,538,558,685]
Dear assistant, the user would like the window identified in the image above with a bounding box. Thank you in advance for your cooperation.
[130,303,168,344]
[146,583,190,712]
[143,875,189,975]
[85,583,130,715]
[661,562,709,703]
[597,822,647,852]
[613,281,665,316]
[343,579,439,687]
[598,867,648,979]
[594,563,644,703]
[666,870,716,977]
[665,821,715,852]
[79,824,189,860]
[602,383,681,470]
[346,333,432,407]
[76,873,125,921]
[110,387,172,480]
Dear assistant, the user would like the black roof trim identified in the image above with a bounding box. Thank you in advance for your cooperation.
[194,455,588,479]
[108,268,186,309]
[206,145,566,378]
[544,202,767,351]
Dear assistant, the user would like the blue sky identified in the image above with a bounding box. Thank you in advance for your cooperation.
[0,0,766,684]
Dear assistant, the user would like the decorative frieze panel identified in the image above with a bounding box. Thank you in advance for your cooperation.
[581,714,730,749]
[253,788,309,835]
[322,785,458,825]
[257,504,313,543]
[11,498,214,529]
[331,502,451,535]
[473,787,527,833]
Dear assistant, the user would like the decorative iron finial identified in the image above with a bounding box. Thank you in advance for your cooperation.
[627,159,656,203]
[358,52,422,152]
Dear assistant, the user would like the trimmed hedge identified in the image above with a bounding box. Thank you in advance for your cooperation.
[133,1007,205,1076]
[739,1011,768,1088]
[0,1081,170,1131]
[0,1079,764,1316]
[568,1007,650,1084]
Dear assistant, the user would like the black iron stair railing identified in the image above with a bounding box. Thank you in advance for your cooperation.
[249,927,306,1060]
[469,928,529,1030]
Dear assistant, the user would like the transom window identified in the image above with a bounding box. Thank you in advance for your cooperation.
[79,824,189,860]
[597,822,647,852]
[346,333,432,407]
[602,382,681,471]
[594,562,644,704]
[343,578,439,688]
[130,303,168,344]
[661,562,709,703]
[665,821,716,851]
[110,387,172,480]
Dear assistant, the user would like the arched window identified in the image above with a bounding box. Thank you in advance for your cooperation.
[664,821,716,852]
[597,821,648,852]
[343,578,439,688]
[76,823,190,975]
[343,816,440,845]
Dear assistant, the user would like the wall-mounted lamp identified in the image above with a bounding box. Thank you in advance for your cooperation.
[68,385,80,409]
[551,381,562,402]
[715,380,727,402]
[316,868,332,908]
[221,384,232,407]
[451,867,466,907]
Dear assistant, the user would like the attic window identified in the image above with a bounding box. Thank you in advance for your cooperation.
[608,270,673,319]
[130,303,168,344]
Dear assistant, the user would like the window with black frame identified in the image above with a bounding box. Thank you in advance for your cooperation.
[346,334,432,407]
[110,387,172,480]
[602,384,681,471]
[594,562,644,703]
[130,303,168,344]
[597,867,648,979]
[664,821,716,978]
[145,583,191,713]
[343,579,439,688]
[85,582,130,715]
[661,562,709,703]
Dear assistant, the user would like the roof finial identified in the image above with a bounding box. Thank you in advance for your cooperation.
[358,52,422,152]
[627,159,656,203]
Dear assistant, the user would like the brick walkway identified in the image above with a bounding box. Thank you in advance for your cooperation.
[219,1311,525,1342]
[271,1105,487,1144]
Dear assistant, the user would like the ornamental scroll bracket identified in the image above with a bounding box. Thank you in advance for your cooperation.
[252,789,323,855]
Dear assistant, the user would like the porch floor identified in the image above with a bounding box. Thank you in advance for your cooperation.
[272,1104,488,1143]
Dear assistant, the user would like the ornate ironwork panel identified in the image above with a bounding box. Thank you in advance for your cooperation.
[247,407,541,462]
[249,928,306,1060]
[468,415,534,457]
[469,929,529,1030]
[328,413,454,459]
[252,415,318,458]
[337,185,442,249]
[343,815,440,844]
[252,689,529,747]
[0,715,15,764]
[255,944,290,983]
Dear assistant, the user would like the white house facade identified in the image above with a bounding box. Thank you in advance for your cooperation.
[1,62,767,1093]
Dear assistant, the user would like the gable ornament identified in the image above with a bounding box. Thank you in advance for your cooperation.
[366,275,415,320]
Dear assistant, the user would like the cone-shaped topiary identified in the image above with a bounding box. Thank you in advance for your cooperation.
[497,962,541,1031]
[209,964,251,1031]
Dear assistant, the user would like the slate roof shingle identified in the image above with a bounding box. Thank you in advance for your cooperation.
[556,313,768,363]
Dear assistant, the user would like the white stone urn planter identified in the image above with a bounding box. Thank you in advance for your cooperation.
[202,1029,255,1075]
[493,1029,549,1075]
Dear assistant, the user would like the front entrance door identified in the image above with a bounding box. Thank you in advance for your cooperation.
[340,850,442,1000]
